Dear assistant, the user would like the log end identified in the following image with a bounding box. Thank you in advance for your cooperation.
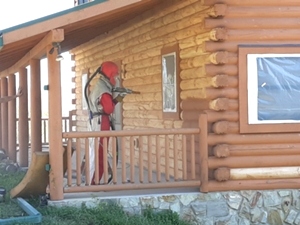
[210,28,228,41]
[213,144,230,158]
[212,120,232,134]
[214,167,230,181]
[208,4,227,17]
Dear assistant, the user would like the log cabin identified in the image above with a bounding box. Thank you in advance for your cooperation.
[1,1,300,222]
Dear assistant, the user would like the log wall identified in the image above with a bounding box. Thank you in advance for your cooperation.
[202,0,300,183]
[70,0,223,177]
[201,1,300,134]
[70,0,300,180]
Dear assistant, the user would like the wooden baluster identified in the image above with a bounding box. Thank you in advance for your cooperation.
[139,136,144,183]
[148,135,152,183]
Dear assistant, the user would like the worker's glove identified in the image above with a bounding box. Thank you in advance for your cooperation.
[114,93,126,103]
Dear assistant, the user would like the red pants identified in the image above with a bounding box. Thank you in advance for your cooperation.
[91,115,110,185]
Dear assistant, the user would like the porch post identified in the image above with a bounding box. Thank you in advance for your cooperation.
[0,83,2,149]
[19,68,29,167]
[30,59,42,152]
[47,44,64,200]
[8,74,17,162]
[1,78,8,157]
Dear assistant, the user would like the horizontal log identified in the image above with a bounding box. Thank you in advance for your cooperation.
[208,155,300,169]
[180,67,206,79]
[225,6,300,18]
[123,47,161,64]
[205,40,300,52]
[204,0,300,6]
[205,88,238,99]
[209,98,238,111]
[180,88,206,100]
[181,99,210,111]
[180,45,207,59]
[209,98,229,111]
[207,133,300,146]
[123,118,165,128]
[179,35,207,50]
[205,64,238,76]
[125,93,161,102]
[212,75,238,88]
[180,111,203,121]
[209,51,237,65]
[174,121,184,129]
[180,88,238,100]
[122,74,161,86]
[206,179,300,192]
[125,56,160,71]
[230,144,300,157]
[123,110,163,120]
[182,110,239,122]
[212,121,239,134]
[207,110,239,122]
[180,54,211,70]
[205,18,300,29]
[230,167,300,180]
[122,83,161,94]
[180,77,214,90]
[123,102,162,111]
[125,65,161,79]
[227,29,300,41]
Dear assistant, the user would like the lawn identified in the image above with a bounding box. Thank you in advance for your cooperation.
[0,171,192,225]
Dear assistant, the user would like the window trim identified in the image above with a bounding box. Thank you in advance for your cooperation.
[81,68,90,112]
[161,44,181,120]
[239,45,300,133]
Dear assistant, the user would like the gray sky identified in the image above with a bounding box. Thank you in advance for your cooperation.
[1,0,75,117]
[0,0,73,30]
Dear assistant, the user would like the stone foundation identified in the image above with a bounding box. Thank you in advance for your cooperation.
[49,189,300,225]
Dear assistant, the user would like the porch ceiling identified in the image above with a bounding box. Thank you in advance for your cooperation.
[0,0,161,73]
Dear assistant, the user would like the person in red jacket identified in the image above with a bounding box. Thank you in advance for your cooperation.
[87,61,124,185]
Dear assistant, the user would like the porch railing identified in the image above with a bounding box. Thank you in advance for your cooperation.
[62,128,201,193]
[17,109,76,147]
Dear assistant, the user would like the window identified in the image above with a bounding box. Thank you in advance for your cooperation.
[82,69,89,111]
[161,44,181,119]
[239,45,300,133]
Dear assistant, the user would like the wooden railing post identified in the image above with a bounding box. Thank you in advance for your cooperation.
[47,44,63,200]
[30,59,42,153]
[19,68,29,167]
[1,77,8,154]
[8,74,17,163]
[199,113,209,192]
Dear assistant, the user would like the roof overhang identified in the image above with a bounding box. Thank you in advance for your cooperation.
[0,0,161,75]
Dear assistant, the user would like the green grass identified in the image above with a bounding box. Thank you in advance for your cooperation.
[0,172,192,225]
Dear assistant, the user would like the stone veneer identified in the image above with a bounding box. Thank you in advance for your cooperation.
[49,190,300,225]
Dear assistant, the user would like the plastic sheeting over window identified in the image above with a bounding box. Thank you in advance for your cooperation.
[257,57,300,121]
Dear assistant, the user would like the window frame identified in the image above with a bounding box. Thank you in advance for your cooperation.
[239,45,300,133]
[81,68,90,112]
[161,44,181,120]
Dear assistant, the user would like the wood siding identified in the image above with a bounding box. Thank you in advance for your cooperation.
[71,0,300,180]
[70,0,223,178]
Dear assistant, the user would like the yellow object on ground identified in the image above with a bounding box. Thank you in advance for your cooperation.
[10,152,49,199]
